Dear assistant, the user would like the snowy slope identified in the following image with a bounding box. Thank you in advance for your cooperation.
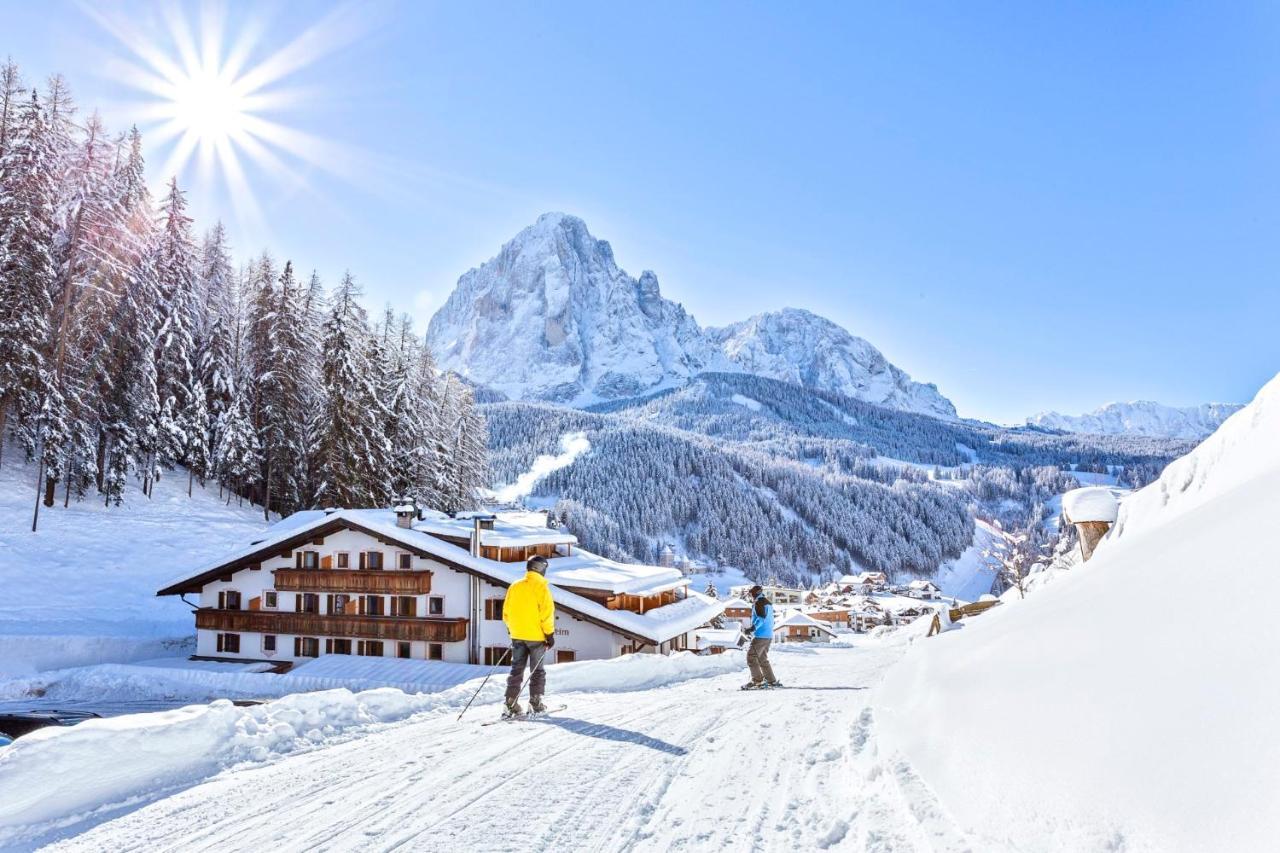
[1027,400,1241,438]
[426,213,724,405]
[877,371,1280,852]
[707,309,956,419]
[0,639,963,852]
[0,452,271,674]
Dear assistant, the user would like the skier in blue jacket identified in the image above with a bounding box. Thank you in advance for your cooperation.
[742,585,781,689]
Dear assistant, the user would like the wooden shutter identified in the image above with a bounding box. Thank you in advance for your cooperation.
[359,551,366,570]
[321,555,332,570]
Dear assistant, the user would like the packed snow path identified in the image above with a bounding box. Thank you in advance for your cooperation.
[38,643,969,853]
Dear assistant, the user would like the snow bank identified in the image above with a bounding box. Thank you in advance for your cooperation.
[0,649,742,842]
[1060,485,1120,523]
[876,372,1280,852]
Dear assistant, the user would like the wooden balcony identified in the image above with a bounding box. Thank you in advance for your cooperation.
[272,569,433,595]
[195,609,468,642]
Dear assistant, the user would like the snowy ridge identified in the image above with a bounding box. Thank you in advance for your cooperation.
[876,370,1280,852]
[1027,400,1242,438]
[427,214,959,417]
[708,308,956,419]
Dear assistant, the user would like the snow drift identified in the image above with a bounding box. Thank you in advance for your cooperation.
[876,372,1280,852]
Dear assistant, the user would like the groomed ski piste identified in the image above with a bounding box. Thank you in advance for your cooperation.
[0,635,951,852]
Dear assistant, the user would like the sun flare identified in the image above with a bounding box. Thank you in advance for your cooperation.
[87,2,379,233]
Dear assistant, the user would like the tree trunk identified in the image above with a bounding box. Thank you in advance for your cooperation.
[31,457,45,532]
[263,455,272,522]
[0,402,8,471]
[95,429,107,492]
[64,461,72,507]
[188,466,194,498]
[43,473,57,507]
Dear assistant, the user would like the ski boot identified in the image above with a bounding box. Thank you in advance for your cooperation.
[764,680,783,689]
[529,695,547,715]
[741,680,765,691]
[503,698,524,718]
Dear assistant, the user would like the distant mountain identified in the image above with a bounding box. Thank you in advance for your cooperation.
[1027,401,1243,439]
[427,213,959,418]
[707,308,956,419]
[426,213,724,406]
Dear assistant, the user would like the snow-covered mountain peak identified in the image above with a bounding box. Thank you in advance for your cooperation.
[1026,400,1243,438]
[426,213,723,405]
[428,216,957,418]
[706,308,958,420]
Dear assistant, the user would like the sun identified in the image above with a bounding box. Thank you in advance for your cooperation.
[86,2,380,233]
[166,65,251,146]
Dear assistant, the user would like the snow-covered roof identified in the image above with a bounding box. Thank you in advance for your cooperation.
[412,509,579,549]
[1062,487,1122,524]
[694,628,743,649]
[543,552,688,596]
[159,508,720,646]
[776,611,837,635]
[908,580,941,590]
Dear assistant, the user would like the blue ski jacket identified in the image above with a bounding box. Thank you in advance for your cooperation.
[749,595,774,640]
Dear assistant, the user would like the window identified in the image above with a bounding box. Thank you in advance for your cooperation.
[217,590,241,611]
[428,643,443,661]
[326,638,352,655]
[336,552,349,569]
[327,593,351,615]
[216,633,240,653]
[484,599,504,621]
[294,637,320,658]
[297,593,319,614]
[263,634,277,652]
[397,642,411,659]
[361,595,385,616]
[428,596,444,616]
[397,552,412,570]
[263,591,278,609]
[361,551,384,570]
[556,650,576,664]
[390,596,416,617]
[484,646,510,666]
[298,550,319,569]
[358,640,384,657]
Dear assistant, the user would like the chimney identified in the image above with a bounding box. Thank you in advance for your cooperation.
[394,501,416,530]
[471,514,497,557]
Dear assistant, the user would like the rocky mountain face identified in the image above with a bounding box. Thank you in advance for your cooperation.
[427,213,724,405]
[1026,401,1243,439]
[427,213,956,418]
[706,309,957,419]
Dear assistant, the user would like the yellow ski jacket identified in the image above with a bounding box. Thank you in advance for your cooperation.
[503,570,556,642]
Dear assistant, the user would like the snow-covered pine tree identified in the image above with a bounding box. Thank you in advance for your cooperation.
[0,91,59,478]
[316,271,381,509]
[0,58,23,160]
[151,177,204,496]
[95,127,157,504]
[195,223,236,485]
[212,387,260,506]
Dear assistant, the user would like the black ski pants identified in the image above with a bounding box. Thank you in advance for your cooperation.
[505,640,548,701]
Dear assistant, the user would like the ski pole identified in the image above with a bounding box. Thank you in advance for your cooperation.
[456,647,511,722]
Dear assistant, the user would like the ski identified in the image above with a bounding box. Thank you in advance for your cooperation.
[481,704,568,725]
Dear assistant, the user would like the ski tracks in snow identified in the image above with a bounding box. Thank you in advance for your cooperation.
[38,644,972,853]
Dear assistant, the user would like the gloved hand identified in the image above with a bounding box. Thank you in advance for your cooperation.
[544,633,556,648]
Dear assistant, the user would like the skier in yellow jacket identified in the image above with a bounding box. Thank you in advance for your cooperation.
[501,555,556,716]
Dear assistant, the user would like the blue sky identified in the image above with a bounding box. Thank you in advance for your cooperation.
[7,1,1278,423]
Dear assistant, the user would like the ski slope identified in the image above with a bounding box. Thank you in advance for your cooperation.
[4,639,970,852]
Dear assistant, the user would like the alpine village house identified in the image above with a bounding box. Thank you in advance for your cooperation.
[159,505,725,669]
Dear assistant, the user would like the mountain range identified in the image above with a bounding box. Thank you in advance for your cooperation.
[426,213,956,419]
[1027,401,1243,439]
